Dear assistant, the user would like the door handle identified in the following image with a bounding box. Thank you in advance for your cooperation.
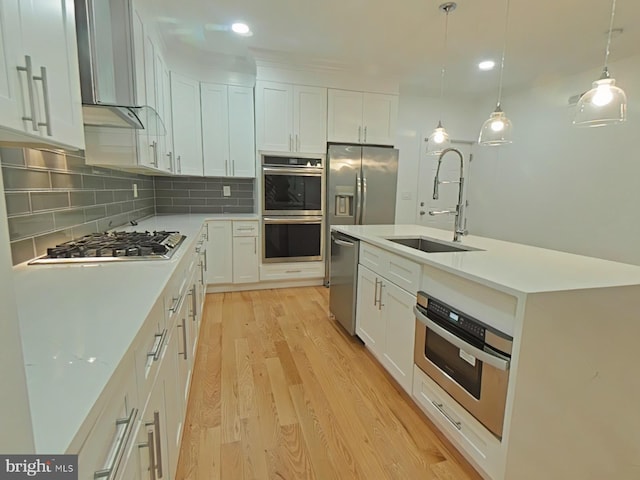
[225,159,229,176]
[33,66,52,136]
[167,152,173,171]
[374,278,380,306]
[178,317,188,360]
[295,133,299,151]
[177,155,182,173]
[361,176,368,224]
[364,126,367,143]
[138,430,156,480]
[378,281,385,310]
[334,238,355,247]
[93,408,138,480]
[355,174,362,225]
[17,56,38,131]
[150,141,158,167]
[153,411,163,478]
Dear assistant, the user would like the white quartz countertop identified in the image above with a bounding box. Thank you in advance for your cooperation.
[12,214,257,453]
[332,224,640,295]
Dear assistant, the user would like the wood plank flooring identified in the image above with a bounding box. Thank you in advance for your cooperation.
[176,287,482,480]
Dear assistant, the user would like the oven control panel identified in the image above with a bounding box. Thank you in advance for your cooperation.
[426,297,486,341]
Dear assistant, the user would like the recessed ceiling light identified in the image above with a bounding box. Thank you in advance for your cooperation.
[231,23,251,35]
[478,60,495,71]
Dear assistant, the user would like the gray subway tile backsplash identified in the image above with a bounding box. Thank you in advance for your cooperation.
[154,176,255,215]
[2,148,256,265]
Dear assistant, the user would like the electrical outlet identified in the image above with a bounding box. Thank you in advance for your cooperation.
[133,183,138,198]
[223,185,231,197]
[401,191,412,200]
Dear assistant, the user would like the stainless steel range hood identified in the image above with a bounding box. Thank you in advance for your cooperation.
[74,0,164,134]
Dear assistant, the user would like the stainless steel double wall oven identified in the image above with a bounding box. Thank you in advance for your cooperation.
[261,154,324,263]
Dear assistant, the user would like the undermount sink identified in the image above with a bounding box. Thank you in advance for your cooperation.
[386,237,480,253]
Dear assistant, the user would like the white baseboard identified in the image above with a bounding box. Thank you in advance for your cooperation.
[206,278,325,293]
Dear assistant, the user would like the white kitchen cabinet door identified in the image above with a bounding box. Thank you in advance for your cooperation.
[171,72,203,176]
[140,362,170,480]
[255,81,292,152]
[362,93,398,146]
[154,53,171,172]
[327,89,363,144]
[355,265,384,356]
[161,328,183,480]
[201,83,230,177]
[233,236,259,283]
[228,85,256,177]
[381,281,415,394]
[206,221,233,284]
[132,10,152,169]
[11,0,84,149]
[163,66,174,173]
[293,85,327,154]
[0,0,23,134]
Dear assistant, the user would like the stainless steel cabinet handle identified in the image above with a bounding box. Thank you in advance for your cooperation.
[254,237,257,254]
[374,279,379,305]
[94,408,138,479]
[378,282,385,311]
[191,285,197,320]
[413,306,510,371]
[138,430,156,480]
[178,317,188,360]
[225,159,229,176]
[364,126,367,143]
[285,269,301,273]
[168,295,181,313]
[153,411,163,478]
[200,260,205,286]
[147,329,167,361]
[232,159,235,175]
[16,56,38,131]
[203,249,208,271]
[431,401,462,430]
[177,155,182,174]
[33,66,52,136]
[295,133,299,151]
[205,222,209,240]
[150,141,158,167]
[167,152,173,171]
[358,126,362,143]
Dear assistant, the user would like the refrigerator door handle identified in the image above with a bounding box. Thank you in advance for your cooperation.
[355,174,362,225]
[361,176,368,224]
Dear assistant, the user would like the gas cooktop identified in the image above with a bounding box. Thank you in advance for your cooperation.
[28,231,186,265]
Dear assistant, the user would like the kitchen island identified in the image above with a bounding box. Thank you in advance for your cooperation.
[333,224,640,480]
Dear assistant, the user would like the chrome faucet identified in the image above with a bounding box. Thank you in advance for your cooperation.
[429,147,467,242]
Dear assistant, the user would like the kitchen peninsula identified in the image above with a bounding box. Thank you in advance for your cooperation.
[333,224,640,480]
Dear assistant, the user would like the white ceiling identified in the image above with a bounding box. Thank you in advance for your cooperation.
[140,0,640,96]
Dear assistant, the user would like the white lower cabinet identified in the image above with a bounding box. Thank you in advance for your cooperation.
[77,353,139,480]
[259,261,325,281]
[206,220,260,286]
[355,253,417,394]
[206,221,233,284]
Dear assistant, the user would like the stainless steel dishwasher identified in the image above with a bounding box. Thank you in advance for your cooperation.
[329,231,360,335]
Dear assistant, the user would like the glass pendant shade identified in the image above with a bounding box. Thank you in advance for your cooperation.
[427,121,451,155]
[478,106,513,146]
[573,76,627,127]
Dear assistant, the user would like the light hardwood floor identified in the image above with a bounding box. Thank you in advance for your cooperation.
[176,287,481,480]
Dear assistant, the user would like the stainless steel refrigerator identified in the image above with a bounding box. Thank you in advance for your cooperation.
[324,144,398,286]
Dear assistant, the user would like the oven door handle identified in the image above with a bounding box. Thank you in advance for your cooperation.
[413,306,510,371]
[263,216,323,224]
[262,167,323,175]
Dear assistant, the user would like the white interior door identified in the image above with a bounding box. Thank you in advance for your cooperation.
[416,141,473,233]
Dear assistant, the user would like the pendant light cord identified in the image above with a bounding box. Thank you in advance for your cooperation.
[496,0,511,107]
[603,0,617,70]
[438,6,451,120]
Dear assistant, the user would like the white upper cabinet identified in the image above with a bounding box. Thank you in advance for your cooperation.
[293,85,327,154]
[328,89,398,146]
[201,83,255,178]
[255,81,327,154]
[227,86,255,177]
[0,0,84,150]
[163,66,174,173]
[255,81,292,152]
[171,72,203,176]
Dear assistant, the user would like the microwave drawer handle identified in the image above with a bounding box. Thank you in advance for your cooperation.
[413,306,510,371]
[334,238,355,247]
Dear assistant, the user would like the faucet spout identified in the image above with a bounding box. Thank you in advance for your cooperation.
[431,148,467,242]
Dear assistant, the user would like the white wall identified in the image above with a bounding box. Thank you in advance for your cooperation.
[394,92,480,224]
[467,54,640,266]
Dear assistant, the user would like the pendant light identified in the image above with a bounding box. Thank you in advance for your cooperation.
[478,0,513,146]
[573,0,627,127]
[427,2,456,155]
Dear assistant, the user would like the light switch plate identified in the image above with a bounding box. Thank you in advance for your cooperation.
[133,183,138,198]
[223,185,231,197]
